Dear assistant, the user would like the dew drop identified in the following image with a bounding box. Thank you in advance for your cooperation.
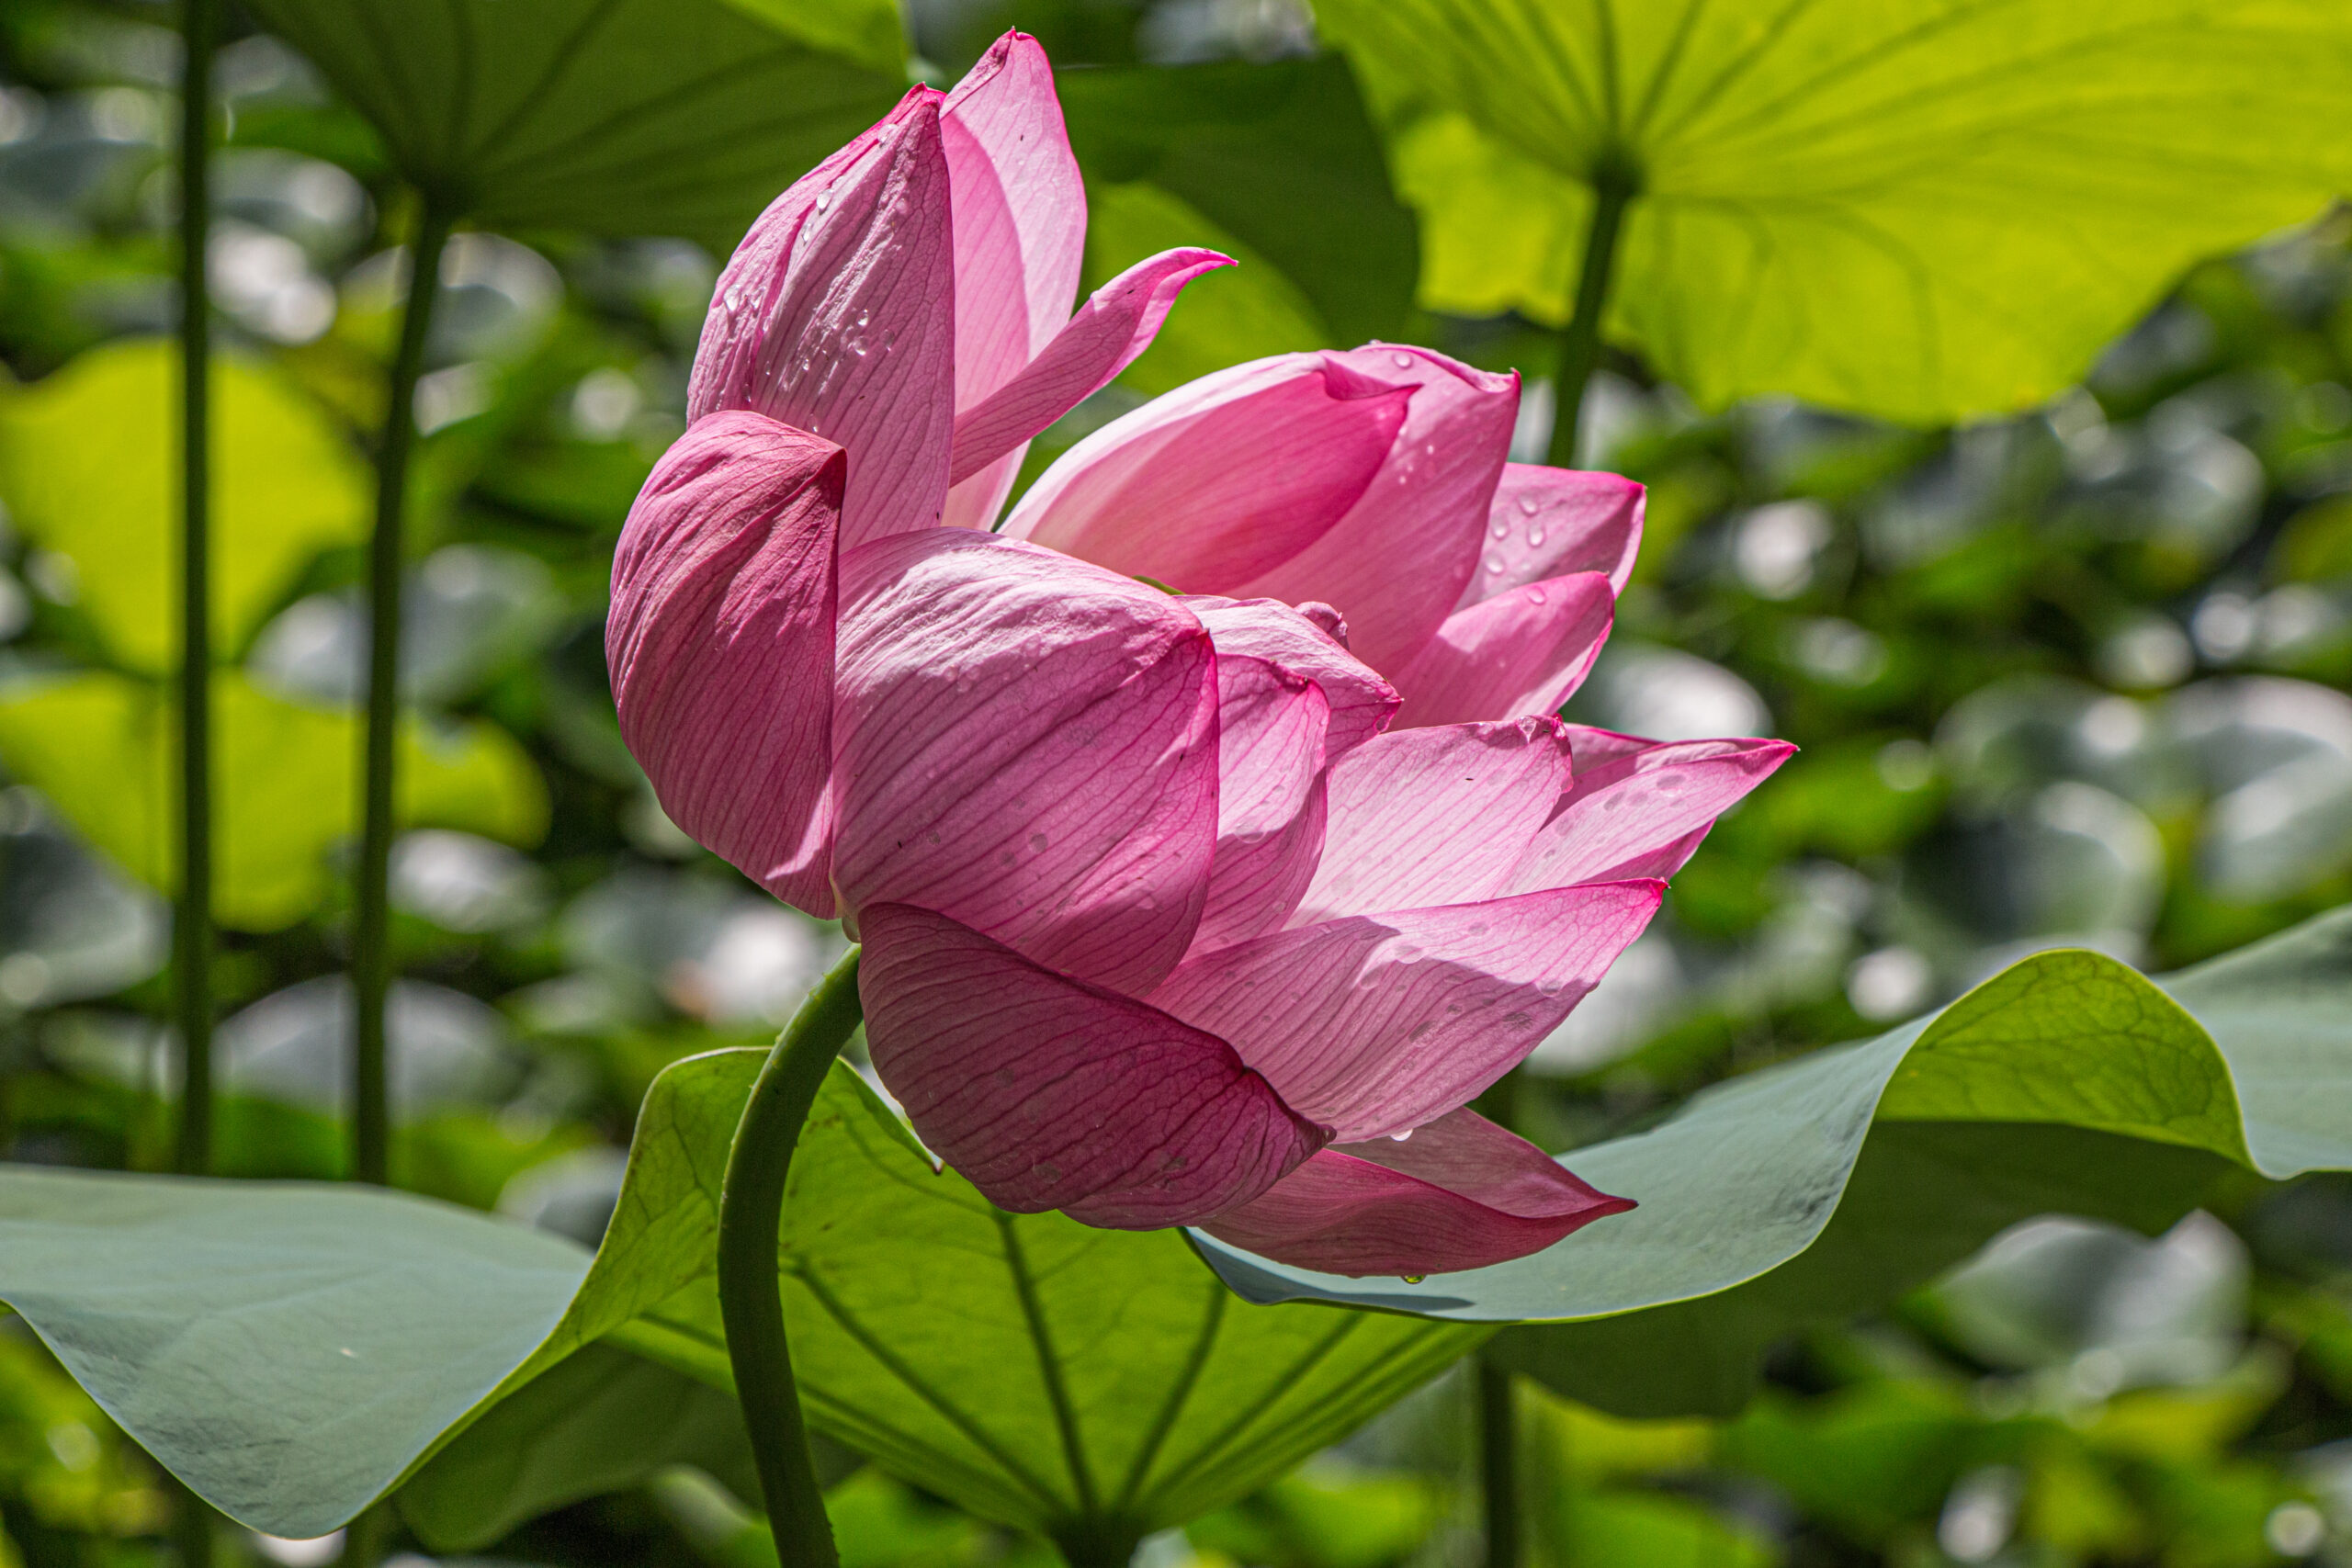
[1485,553,1506,574]
[814,190,831,212]
[1517,493,1541,516]
[1489,520,1510,540]
[1401,1274,1426,1284]
[1526,587,1546,604]
[1389,1127,1414,1142]
[1390,351,1415,369]
[1528,527,1546,547]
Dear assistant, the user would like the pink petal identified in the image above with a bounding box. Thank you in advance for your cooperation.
[688,89,956,551]
[1391,571,1615,728]
[1459,465,1645,608]
[860,903,1325,1227]
[1148,881,1663,1142]
[1231,345,1519,672]
[936,33,1088,534]
[1178,595,1398,763]
[1289,718,1571,926]
[948,248,1234,489]
[831,529,1220,995]
[1193,660,1330,953]
[606,412,845,915]
[1001,355,1413,590]
[1505,734,1797,893]
[1197,1109,1634,1278]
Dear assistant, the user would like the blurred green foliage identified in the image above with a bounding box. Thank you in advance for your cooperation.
[0,0,2347,1565]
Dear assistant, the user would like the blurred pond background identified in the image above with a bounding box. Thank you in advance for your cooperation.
[4,0,2352,1564]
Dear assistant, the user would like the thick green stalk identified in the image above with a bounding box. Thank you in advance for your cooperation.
[351,203,454,1186]
[718,948,865,1567]
[1544,167,1638,472]
[172,0,218,1181]
[1479,1359,1521,1568]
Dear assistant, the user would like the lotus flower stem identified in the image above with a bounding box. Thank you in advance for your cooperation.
[1478,1353,1522,1566]
[1545,164,1638,472]
[351,199,455,1186]
[718,946,865,1567]
[172,0,217,1181]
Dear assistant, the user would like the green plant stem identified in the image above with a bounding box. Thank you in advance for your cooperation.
[351,200,455,1186]
[170,1476,214,1568]
[1479,1359,1521,1568]
[172,0,217,1180]
[335,1499,390,1568]
[718,947,865,1568]
[1544,167,1638,472]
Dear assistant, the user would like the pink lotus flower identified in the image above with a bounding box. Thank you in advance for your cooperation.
[608,33,1792,1278]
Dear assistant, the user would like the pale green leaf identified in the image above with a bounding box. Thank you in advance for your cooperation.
[0,670,548,930]
[0,340,368,673]
[236,0,906,252]
[1317,0,2352,421]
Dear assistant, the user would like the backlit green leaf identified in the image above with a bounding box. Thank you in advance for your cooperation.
[1316,0,2352,421]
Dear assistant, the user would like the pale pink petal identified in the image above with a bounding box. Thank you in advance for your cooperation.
[1289,719,1570,926]
[860,903,1325,1227]
[831,530,1220,995]
[1459,465,1645,608]
[1392,571,1615,728]
[688,89,956,551]
[948,248,1234,489]
[1198,1109,1634,1277]
[1193,660,1329,953]
[1149,881,1663,1142]
[606,412,844,916]
[1001,355,1413,590]
[1178,595,1397,763]
[1506,735,1797,894]
[1231,345,1519,672]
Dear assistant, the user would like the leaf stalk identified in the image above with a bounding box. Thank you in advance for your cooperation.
[717,946,865,1568]
[1479,1359,1521,1568]
[351,199,456,1186]
[1545,164,1639,471]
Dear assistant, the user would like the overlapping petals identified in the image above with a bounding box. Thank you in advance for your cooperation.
[613,28,1795,1281]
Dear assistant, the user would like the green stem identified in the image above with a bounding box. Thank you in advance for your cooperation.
[1478,1359,1521,1568]
[351,201,455,1186]
[173,0,218,1180]
[718,948,865,1568]
[1544,167,1638,472]
[170,1476,214,1568]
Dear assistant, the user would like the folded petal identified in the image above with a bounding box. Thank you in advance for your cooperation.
[1232,345,1519,672]
[861,903,1325,1227]
[1178,595,1398,763]
[948,248,1233,488]
[1459,465,1645,608]
[831,530,1220,994]
[689,89,956,550]
[1149,881,1663,1142]
[1391,571,1615,729]
[1001,355,1413,590]
[1505,734,1797,894]
[1197,1109,1634,1277]
[606,412,845,915]
[1290,718,1570,926]
[1193,660,1329,953]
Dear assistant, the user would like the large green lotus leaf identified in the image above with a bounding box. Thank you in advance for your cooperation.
[0,340,368,674]
[1195,906,2352,1407]
[236,0,905,252]
[0,670,547,930]
[1057,56,1419,394]
[0,1055,1478,1545]
[1315,0,2352,422]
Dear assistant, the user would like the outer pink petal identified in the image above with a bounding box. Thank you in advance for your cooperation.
[1459,464,1645,608]
[860,903,1325,1227]
[1506,734,1797,894]
[606,412,845,915]
[1232,345,1519,672]
[1198,1109,1634,1277]
[1290,718,1570,926]
[1178,595,1398,763]
[1001,355,1413,590]
[831,530,1220,995]
[1148,881,1663,1142]
[1193,660,1329,953]
[948,248,1234,489]
[1391,571,1615,729]
[688,89,956,551]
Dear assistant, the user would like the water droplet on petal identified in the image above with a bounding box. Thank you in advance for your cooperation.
[1527,587,1546,604]
[1485,553,1506,574]
[1401,1274,1426,1284]
[1528,526,1546,546]
[1489,521,1509,540]
[1390,351,1415,369]
[1389,1127,1413,1141]
[1517,493,1541,516]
